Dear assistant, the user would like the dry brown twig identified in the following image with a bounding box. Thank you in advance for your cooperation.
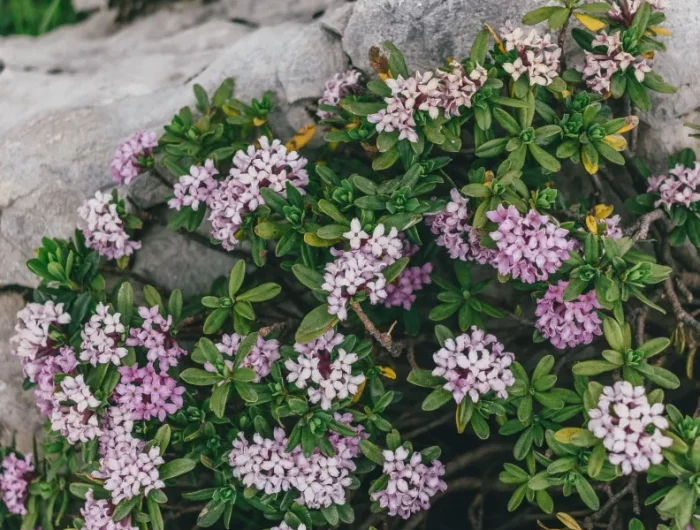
[625,209,665,241]
[350,300,403,356]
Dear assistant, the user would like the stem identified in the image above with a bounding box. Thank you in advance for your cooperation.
[625,209,665,241]
[584,475,638,529]
[558,16,571,71]
[349,300,403,356]
[663,278,700,334]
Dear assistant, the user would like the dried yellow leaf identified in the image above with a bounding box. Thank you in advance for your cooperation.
[593,204,614,219]
[369,46,391,79]
[285,123,316,152]
[603,134,628,151]
[352,380,366,403]
[574,12,606,32]
[377,366,397,380]
[649,25,671,36]
[484,23,505,53]
[582,150,599,175]
[556,513,583,530]
[615,115,639,134]
[642,51,656,60]
[585,215,599,234]
[252,116,267,127]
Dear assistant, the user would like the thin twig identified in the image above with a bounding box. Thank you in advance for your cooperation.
[625,209,665,241]
[350,300,403,356]
[635,307,648,347]
[584,475,638,529]
[663,278,700,334]
[445,444,511,477]
[403,412,453,440]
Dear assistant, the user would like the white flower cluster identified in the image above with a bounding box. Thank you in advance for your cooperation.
[367,64,487,142]
[286,330,365,410]
[432,327,515,404]
[500,22,562,86]
[588,381,672,474]
[371,448,447,519]
[50,375,102,444]
[168,159,219,212]
[322,219,403,320]
[81,489,137,530]
[317,69,362,119]
[229,424,363,509]
[10,301,71,362]
[79,302,128,366]
[102,443,165,503]
[209,137,309,250]
[78,191,142,260]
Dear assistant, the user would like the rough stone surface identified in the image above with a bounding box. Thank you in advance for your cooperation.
[0,292,43,453]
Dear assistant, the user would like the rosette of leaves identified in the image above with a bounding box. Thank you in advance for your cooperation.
[475,93,564,174]
[646,406,700,529]
[429,260,504,330]
[522,1,612,32]
[629,149,700,251]
[500,356,582,462]
[461,162,530,225]
[163,80,274,236]
[407,325,508,439]
[572,316,680,389]
[562,231,672,316]
[563,4,676,112]
[536,96,638,174]
[200,260,281,335]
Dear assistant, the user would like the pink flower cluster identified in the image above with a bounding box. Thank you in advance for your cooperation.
[209,137,309,250]
[79,302,128,366]
[78,191,142,260]
[579,32,651,94]
[368,63,487,143]
[110,131,157,185]
[204,333,280,382]
[608,0,664,22]
[425,189,495,264]
[126,306,186,372]
[432,327,515,404]
[286,330,365,410]
[33,346,78,416]
[371,448,446,519]
[317,69,362,119]
[647,163,700,210]
[50,374,102,444]
[487,205,573,283]
[114,363,185,422]
[0,453,34,515]
[535,281,603,350]
[11,301,71,363]
[499,22,562,86]
[384,263,433,310]
[229,419,365,509]
[168,159,219,212]
[322,219,403,320]
[269,524,305,530]
[588,381,672,474]
[81,489,137,530]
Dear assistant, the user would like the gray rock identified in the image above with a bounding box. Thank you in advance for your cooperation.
[342,0,550,73]
[222,0,350,26]
[0,292,43,453]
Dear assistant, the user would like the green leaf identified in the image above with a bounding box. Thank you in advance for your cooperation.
[234,382,258,402]
[203,308,229,334]
[143,285,162,309]
[295,305,338,343]
[470,28,490,63]
[372,146,400,171]
[383,40,409,78]
[367,80,392,97]
[198,499,226,528]
[572,360,618,376]
[237,283,281,302]
[153,424,171,454]
[475,137,509,158]
[507,483,528,511]
[321,504,339,526]
[422,388,453,411]
[317,199,348,224]
[168,289,183,321]
[112,496,140,522]
[462,183,492,198]
[233,333,259,370]
[529,144,561,172]
[210,382,230,418]
[588,442,605,478]
[147,497,164,530]
[633,362,681,389]
[383,257,409,283]
[547,6,570,29]
[603,317,625,351]
[338,100,386,116]
[574,473,600,510]
[359,440,385,465]
[638,337,670,358]
[407,369,444,388]
[627,71,651,113]
[292,264,324,291]
[522,6,561,25]
[456,399,474,434]
[117,282,133,326]
[377,131,399,153]
[180,368,225,386]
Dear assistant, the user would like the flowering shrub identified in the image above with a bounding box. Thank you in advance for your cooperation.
[2,2,700,530]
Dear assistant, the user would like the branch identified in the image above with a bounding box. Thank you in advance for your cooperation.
[663,278,700,334]
[584,474,638,529]
[350,300,403,356]
[626,209,665,241]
